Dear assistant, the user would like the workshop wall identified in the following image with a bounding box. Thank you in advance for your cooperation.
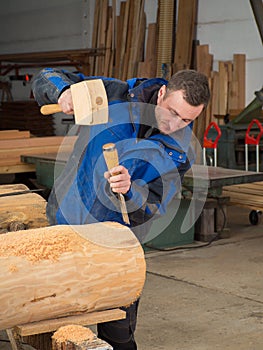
[0,0,262,105]
[196,0,263,104]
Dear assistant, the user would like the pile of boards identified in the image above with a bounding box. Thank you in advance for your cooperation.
[194,50,246,142]
[0,130,76,174]
[89,0,246,143]
[0,100,54,136]
[90,0,198,80]
[223,182,263,212]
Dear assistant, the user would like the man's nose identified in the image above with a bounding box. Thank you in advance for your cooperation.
[169,116,185,132]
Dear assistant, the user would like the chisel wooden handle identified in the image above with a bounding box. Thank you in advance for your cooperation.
[40,104,63,115]
[103,143,130,225]
[103,143,120,172]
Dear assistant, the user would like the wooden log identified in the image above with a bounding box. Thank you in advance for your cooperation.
[0,184,48,230]
[0,222,146,330]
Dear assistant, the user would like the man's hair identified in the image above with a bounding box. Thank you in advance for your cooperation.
[165,69,210,107]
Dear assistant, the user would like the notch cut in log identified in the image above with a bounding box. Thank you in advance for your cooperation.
[0,221,146,330]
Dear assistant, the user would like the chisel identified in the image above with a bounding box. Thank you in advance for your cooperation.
[103,143,130,225]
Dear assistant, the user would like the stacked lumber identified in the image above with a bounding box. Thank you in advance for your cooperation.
[193,45,246,142]
[223,182,263,211]
[89,0,198,80]
[91,0,147,79]
[0,130,77,174]
[0,100,55,137]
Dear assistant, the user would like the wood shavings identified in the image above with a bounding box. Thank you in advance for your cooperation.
[0,226,87,263]
[52,325,95,343]
[8,264,18,273]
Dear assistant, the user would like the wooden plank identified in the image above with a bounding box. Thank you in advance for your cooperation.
[0,136,76,150]
[0,164,36,174]
[121,0,134,80]
[196,44,212,77]
[174,0,197,71]
[233,54,246,109]
[117,0,129,79]
[0,145,73,158]
[0,157,21,166]
[15,309,126,337]
[211,71,220,118]
[90,0,101,74]
[0,130,30,140]
[103,17,113,76]
[145,23,157,77]
[127,0,145,79]
[115,1,126,77]
[218,61,228,115]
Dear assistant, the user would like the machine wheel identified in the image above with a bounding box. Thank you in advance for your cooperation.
[249,210,262,225]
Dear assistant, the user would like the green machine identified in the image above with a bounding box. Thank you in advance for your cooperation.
[205,87,263,171]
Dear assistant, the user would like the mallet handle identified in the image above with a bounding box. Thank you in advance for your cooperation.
[40,104,62,115]
[103,143,130,225]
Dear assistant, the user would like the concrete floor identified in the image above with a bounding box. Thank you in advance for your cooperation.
[1,205,263,350]
[136,205,263,350]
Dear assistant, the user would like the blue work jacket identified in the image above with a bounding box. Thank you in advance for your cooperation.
[32,69,195,242]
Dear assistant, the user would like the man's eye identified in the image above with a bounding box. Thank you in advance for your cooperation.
[170,110,179,117]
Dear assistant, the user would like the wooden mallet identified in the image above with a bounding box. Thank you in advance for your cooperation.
[40,79,108,125]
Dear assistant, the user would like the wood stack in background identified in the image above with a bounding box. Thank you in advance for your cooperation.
[0,0,247,148]
[0,101,55,137]
[91,0,147,79]
[194,44,246,142]
[0,130,77,174]
[87,0,246,143]
[89,0,198,80]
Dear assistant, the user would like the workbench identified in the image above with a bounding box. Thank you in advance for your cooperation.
[21,152,263,243]
[21,152,263,192]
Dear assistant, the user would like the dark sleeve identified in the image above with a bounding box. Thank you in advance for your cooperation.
[31,68,86,105]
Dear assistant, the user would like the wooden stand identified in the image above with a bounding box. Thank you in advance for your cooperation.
[195,197,230,242]
[8,309,125,350]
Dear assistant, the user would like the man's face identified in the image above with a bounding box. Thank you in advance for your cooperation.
[156,86,204,135]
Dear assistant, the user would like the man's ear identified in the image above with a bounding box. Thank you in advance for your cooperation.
[157,85,166,102]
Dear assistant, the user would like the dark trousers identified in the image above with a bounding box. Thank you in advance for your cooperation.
[97,299,140,350]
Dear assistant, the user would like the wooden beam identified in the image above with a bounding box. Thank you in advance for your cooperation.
[15,309,126,337]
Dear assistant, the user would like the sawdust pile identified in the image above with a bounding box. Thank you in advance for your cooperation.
[52,325,95,343]
[0,226,87,262]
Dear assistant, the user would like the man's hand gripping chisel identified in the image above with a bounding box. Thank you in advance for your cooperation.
[103,143,130,225]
